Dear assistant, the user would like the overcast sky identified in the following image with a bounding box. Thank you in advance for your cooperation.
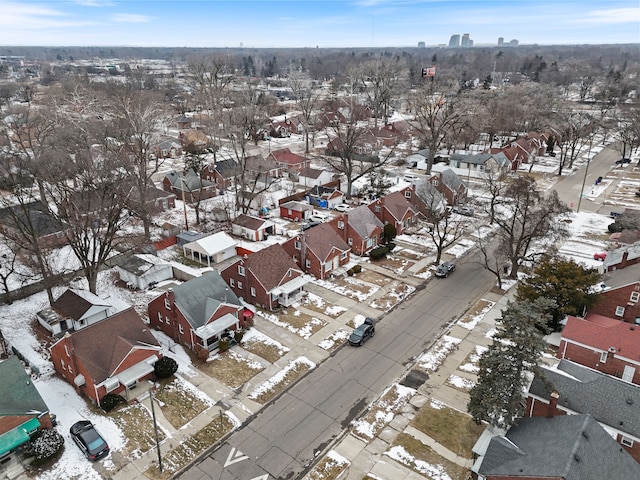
[0,0,638,48]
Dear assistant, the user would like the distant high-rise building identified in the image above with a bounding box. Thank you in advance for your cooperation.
[418,41,425,48]
[461,33,473,47]
[498,37,504,46]
[509,39,519,46]
[449,34,460,47]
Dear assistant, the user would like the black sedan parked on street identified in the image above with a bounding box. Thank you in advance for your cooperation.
[70,420,110,461]
[348,317,376,346]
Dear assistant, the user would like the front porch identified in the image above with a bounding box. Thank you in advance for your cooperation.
[271,274,312,307]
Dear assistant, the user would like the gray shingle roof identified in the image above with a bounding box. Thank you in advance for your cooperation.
[173,271,242,329]
[0,356,49,416]
[440,168,463,191]
[348,205,383,238]
[529,360,640,438]
[479,414,640,479]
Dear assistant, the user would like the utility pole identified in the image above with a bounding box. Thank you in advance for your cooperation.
[149,388,163,473]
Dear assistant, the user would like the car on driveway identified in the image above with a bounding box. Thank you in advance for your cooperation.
[615,158,632,165]
[435,261,456,277]
[403,174,419,183]
[348,317,376,346]
[593,252,607,261]
[70,420,110,461]
[334,203,351,212]
[452,205,475,216]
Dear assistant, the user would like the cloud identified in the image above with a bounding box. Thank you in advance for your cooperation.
[584,8,640,24]
[110,13,153,23]
[74,0,115,6]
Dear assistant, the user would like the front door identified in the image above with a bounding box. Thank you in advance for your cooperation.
[622,365,636,383]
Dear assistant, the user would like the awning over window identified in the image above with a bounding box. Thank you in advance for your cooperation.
[116,358,156,387]
[0,417,40,456]
[73,374,85,386]
[195,314,239,339]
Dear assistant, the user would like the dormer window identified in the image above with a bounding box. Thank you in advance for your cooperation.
[338,221,344,229]
[238,265,245,276]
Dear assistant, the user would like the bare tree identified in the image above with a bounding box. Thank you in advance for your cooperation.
[487,176,569,279]
[288,73,320,153]
[552,109,598,175]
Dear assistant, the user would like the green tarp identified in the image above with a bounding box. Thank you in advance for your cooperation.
[0,417,40,456]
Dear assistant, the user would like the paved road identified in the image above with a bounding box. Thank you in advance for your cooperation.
[177,256,494,480]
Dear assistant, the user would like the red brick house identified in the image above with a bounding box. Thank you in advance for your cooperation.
[0,201,68,249]
[369,191,422,235]
[279,200,314,222]
[558,314,640,384]
[283,223,351,279]
[588,281,640,324]
[271,115,302,135]
[162,169,216,203]
[526,360,640,463]
[220,243,309,310]
[428,169,467,206]
[202,159,241,192]
[329,205,384,256]
[267,148,310,173]
[49,308,162,405]
[148,271,253,356]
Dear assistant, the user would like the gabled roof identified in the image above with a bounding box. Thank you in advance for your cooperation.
[110,253,170,276]
[55,307,160,384]
[0,356,48,417]
[378,191,419,222]
[280,201,313,212]
[172,271,242,329]
[164,169,214,191]
[233,214,271,230]
[269,147,308,166]
[529,360,640,438]
[562,315,640,361]
[346,205,384,238]
[467,152,510,167]
[478,414,640,479]
[299,167,325,179]
[242,243,303,291]
[51,288,111,321]
[213,159,241,179]
[299,223,350,262]
[440,168,464,192]
[604,242,640,266]
[0,200,64,237]
[184,231,237,255]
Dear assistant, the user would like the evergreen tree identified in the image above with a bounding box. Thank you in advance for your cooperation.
[516,256,601,331]
[468,298,554,429]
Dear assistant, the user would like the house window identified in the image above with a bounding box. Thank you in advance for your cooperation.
[238,281,243,289]
[305,259,311,268]
[631,292,640,303]
[374,206,381,213]
[68,365,73,374]
[78,319,85,326]
[230,278,235,287]
[179,325,184,334]
[166,316,171,325]
[293,255,298,263]
[60,359,66,371]
[615,306,625,317]
[238,265,245,276]
[340,252,347,260]
[294,240,301,250]
[157,312,163,323]
[348,238,353,246]
[64,345,70,357]
[338,221,344,229]
[404,191,411,198]
[621,436,634,448]
[164,298,171,310]
[251,287,256,297]
[433,179,439,186]
[600,351,607,363]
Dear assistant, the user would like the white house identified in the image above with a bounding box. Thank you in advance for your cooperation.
[36,289,115,336]
[182,231,238,267]
[112,253,173,290]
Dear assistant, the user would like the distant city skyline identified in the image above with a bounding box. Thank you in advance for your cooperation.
[0,0,638,48]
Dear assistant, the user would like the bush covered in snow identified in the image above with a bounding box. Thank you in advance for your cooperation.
[24,428,64,461]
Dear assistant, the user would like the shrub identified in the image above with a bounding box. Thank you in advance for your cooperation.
[154,356,179,379]
[234,330,244,344]
[353,264,362,273]
[24,429,64,461]
[369,246,389,260]
[383,223,397,244]
[608,222,623,233]
[347,268,354,276]
[387,242,396,251]
[100,393,125,412]
[219,338,230,353]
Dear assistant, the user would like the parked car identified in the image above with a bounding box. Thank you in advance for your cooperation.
[435,261,456,278]
[348,317,376,346]
[334,203,351,212]
[615,158,631,165]
[301,221,322,231]
[403,174,419,183]
[70,420,110,461]
[610,211,623,219]
[593,252,607,261]
[452,205,475,217]
[309,212,330,223]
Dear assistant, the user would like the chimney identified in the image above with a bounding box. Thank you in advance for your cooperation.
[547,391,560,418]
[166,287,175,307]
[621,250,629,268]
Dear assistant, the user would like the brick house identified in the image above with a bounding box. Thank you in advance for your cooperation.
[0,201,68,249]
[369,191,422,235]
[525,359,640,463]
[202,160,241,192]
[0,356,54,462]
[472,414,640,479]
[328,205,384,256]
[267,148,310,173]
[49,307,162,404]
[220,243,309,310]
[282,223,351,279]
[588,281,640,324]
[428,169,467,206]
[162,169,216,203]
[558,314,640,384]
[148,271,253,356]
[603,244,640,272]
